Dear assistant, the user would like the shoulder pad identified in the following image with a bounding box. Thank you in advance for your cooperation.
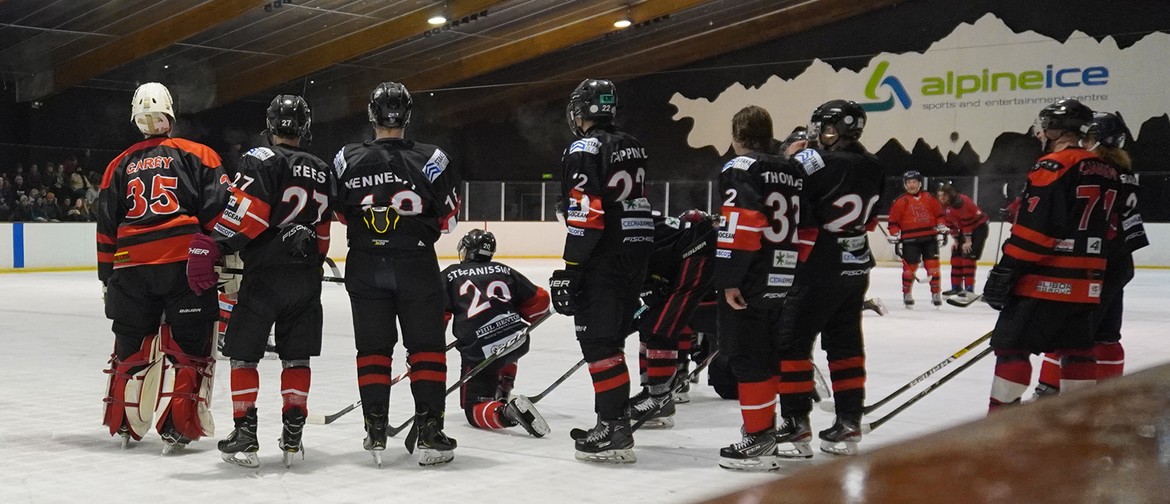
[245,147,275,161]
[793,149,825,175]
[569,138,602,155]
[721,156,757,172]
[422,148,449,183]
[332,147,347,176]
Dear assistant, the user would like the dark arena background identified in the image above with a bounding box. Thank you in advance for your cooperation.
[1,1,1168,502]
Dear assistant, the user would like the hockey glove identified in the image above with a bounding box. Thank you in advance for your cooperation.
[886,232,900,245]
[186,233,221,295]
[549,268,580,316]
[982,266,1016,311]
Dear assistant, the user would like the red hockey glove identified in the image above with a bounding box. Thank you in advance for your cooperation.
[186,233,221,295]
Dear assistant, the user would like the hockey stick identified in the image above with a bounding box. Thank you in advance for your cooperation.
[877,224,929,284]
[526,358,586,404]
[323,257,342,278]
[946,293,983,308]
[219,266,344,284]
[862,345,992,434]
[687,349,719,384]
[308,340,461,425]
[813,363,831,403]
[388,314,550,438]
[819,331,992,414]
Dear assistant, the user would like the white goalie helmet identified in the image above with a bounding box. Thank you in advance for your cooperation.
[131,82,174,135]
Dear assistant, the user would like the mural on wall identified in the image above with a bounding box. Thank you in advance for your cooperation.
[670,14,1170,161]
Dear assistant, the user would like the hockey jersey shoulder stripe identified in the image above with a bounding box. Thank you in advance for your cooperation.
[569,138,602,155]
[1010,223,1058,248]
[721,156,757,172]
[421,148,449,183]
[165,138,222,168]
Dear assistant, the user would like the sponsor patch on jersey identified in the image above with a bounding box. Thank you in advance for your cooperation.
[622,197,652,212]
[773,250,798,269]
[1086,237,1102,255]
[1054,238,1075,252]
[422,149,449,183]
[1088,282,1102,298]
[1033,159,1064,172]
[1036,280,1073,295]
[567,227,585,236]
[569,138,602,155]
[178,308,202,314]
[794,149,824,175]
[663,216,681,229]
[213,222,237,238]
[767,274,794,287]
[841,250,871,264]
[837,235,866,252]
[475,313,524,339]
[333,148,347,176]
[246,147,275,161]
[716,249,731,259]
[623,236,654,243]
[1123,214,1142,231]
[762,292,786,299]
[721,156,756,172]
[841,268,870,276]
[621,217,654,230]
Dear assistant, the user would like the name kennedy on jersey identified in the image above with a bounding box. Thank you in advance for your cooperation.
[344,170,417,191]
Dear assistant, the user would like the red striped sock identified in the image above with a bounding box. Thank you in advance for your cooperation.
[230,366,259,419]
[1094,342,1124,380]
[469,401,507,429]
[281,366,311,415]
[738,378,777,434]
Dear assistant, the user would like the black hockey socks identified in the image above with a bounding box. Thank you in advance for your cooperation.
[827,356,866,417]
[588,353,631,420]
[357,353,392,416]
[408,351,447,415]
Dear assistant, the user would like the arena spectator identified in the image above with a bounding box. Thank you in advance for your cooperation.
[66,197,92,222]
[13,195,34,222]
[69,168,88,199]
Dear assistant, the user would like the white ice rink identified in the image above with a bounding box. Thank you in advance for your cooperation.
[1,261,1167,504]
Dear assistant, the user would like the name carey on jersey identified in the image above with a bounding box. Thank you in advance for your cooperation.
[344,171,417,191]
[446,264,512,282]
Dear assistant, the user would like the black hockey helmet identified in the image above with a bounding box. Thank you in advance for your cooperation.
[808,99,866,146]
[458,229,496,263]
[566,78,617,137]
[902,170,924,183]
[266,94,312,140]
[1091,111,1130,149]
[368,82,412,128]
[1036,99,1093,137]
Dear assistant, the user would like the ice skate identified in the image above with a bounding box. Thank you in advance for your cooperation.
[116,424,132,450]
[903,293,914,309]
[279,409,306,468]
[1030,383,1059,402]
[673,363,691,404]
[363,405,388,467]
[574,416,635,464]
[819,416,862,456]
[627,387,675,429]
[719,429,781,471]
[862,298,888,316]
[941,287,963,296]
[218,408,260,468]
[773,416,813,459]
[503,395,550,438]
[160,426,191,455]
[932,292,943,308]
[412,415,456,466]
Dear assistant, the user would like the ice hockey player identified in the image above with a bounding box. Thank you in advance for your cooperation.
[713,105,805,471]
[186,95,335,468]
[983,99,1121,411]
[887,170,947,308]
[1032,111,1148,399]
[632,208,717,426]
[333,82,462,466]
[441,229,551,437]
[935,183,989,306]
[549,78,654,463]
[97,82,228,452]
[774,99,884,457]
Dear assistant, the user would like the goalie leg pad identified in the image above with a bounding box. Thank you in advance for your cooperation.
[155,324,217,440]
[103,334,164,441]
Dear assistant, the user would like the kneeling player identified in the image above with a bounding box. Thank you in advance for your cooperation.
[442,229,551,437]
[187,95,334,468]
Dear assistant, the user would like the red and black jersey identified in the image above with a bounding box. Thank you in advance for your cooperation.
[1114,171,1149,255]
[96,136,228,282]
[1000,148,1121,304]
[942,193,989,238]
[790,145,885,278]
[888,192,945,240]
[642,213,717,336]
[210,144,335,268]
[715,152,803,304]
[560,124,654,265]
[334,138,460,252]
[441,260,550,358]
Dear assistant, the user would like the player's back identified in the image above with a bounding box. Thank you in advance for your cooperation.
[97,137,226,278]
[442,261,533,343]
[561,126,654,260]
[791,145,883,277]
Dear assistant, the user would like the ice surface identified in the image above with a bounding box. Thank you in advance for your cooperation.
[1,261,1166,503]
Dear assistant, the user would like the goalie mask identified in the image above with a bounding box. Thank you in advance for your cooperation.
[131,82,174,136]
[458,229,496,263]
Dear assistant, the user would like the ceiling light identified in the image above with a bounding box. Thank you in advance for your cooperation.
[163,64,170,69]
[613,19,631,28]
[428,15,447,25]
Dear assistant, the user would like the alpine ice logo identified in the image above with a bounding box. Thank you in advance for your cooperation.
[860,61,912,112]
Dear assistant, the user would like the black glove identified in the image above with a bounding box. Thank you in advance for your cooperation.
[982,267,1016,311]
[549,268,580,316]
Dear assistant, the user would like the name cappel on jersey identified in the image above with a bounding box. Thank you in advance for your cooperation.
[210,144,336,267]
[334,138,460,251]
[715,152,804,304]
[96,137,229,281]
[560,125,654,264]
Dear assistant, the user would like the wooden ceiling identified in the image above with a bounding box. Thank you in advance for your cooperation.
[0,0,905,124]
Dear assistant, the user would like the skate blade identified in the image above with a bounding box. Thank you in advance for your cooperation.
[639,416,675,429]
[776,441,814,459]
[417,448,454,466]
[281,448,303,468]
[673,392,690,404]
[221,451,260,468]
[819,440,860,456]
[161,443,179,456]
[368,449,384,467]
[119,434,131,450]
[512,398,551,438]
[575,448,636,464]
[719,455,782,471]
